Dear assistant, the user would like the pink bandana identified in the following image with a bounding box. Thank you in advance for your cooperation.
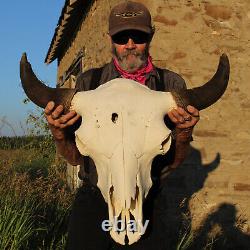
[113,56,154,85]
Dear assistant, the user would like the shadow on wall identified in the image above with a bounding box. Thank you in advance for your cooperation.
[150,145,220,249]
[158,146,250,250]
[192,202,250,250]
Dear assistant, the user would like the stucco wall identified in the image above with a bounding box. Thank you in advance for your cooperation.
[57,0,250,233]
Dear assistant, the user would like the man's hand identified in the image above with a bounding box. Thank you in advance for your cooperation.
[160,105,200,180]
[167,105,199,142]
[44,101,81,140]
[44,101,83,165]
[168,105,199,129]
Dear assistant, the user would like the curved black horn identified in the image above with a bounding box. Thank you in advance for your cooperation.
[172,54,230,110]
[20,53,76,110]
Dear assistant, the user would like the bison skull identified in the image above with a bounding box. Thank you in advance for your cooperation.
[20,53,230,245]
[71,79,176,244]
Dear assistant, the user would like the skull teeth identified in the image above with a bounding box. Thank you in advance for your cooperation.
[108,184,143,245]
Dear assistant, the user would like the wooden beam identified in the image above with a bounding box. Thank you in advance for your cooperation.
[66,6,74,13]
[61,19,69,27]
[64,13,71,21]
[69,0,78,6]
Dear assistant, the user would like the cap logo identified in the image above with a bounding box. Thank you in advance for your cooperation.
[115,11,143,18]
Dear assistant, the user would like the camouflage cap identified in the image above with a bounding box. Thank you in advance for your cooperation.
[109,1,153,36]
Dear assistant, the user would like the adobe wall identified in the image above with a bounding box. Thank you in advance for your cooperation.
[57,0,250,233]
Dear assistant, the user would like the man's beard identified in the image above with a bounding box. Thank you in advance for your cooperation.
[112,45,149,73]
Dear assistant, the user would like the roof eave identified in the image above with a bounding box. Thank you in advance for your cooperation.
[45,0,86,64]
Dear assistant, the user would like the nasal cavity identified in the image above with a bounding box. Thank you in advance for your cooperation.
[111,113,118,123]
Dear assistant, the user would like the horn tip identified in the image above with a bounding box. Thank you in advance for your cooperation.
[220,53,229,62]
[219,53,230,68]
[21,52,28,63]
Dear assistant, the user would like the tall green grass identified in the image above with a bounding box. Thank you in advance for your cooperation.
[0,134,74,249]
[0,194,36,250]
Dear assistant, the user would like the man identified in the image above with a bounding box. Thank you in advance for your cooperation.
[44,1,199,249]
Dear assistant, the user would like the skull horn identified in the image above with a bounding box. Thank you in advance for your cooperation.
[20,53,76,111]
[172,54,230,110]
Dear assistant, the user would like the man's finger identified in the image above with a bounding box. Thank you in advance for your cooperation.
[183,116,192,122]
[167,110,178,123]
[59,111,77,124]
[44,101,55,115]
[176,107,185,115]
[66,114,81,126]
[58,114,81,129]
[54,120,65,128]
[171,109,185,123]
[51,105,64,119]
[46,115,57,125]
[187,105,199,117]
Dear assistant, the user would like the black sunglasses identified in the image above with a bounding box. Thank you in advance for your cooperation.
[112,30,150,45]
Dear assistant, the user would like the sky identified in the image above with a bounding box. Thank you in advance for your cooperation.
[0,1,65,136]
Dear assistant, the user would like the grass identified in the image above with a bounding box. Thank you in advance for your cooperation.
[0,136,74,249]
[0,193,36,250]
[0,136,48,150]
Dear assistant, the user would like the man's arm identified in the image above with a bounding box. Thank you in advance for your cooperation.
[44,101,84,166]
[161,105,199,179]
[44,69,96,166]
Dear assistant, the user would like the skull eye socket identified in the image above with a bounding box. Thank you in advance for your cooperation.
[111,113,118,123]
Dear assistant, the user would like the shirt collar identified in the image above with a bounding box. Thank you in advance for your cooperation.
[147,66,160,80]
[109,60,120,78]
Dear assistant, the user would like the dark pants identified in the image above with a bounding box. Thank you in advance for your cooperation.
[66,182,165,250]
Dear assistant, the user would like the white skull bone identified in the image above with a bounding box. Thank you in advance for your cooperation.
[71,78,177,245]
